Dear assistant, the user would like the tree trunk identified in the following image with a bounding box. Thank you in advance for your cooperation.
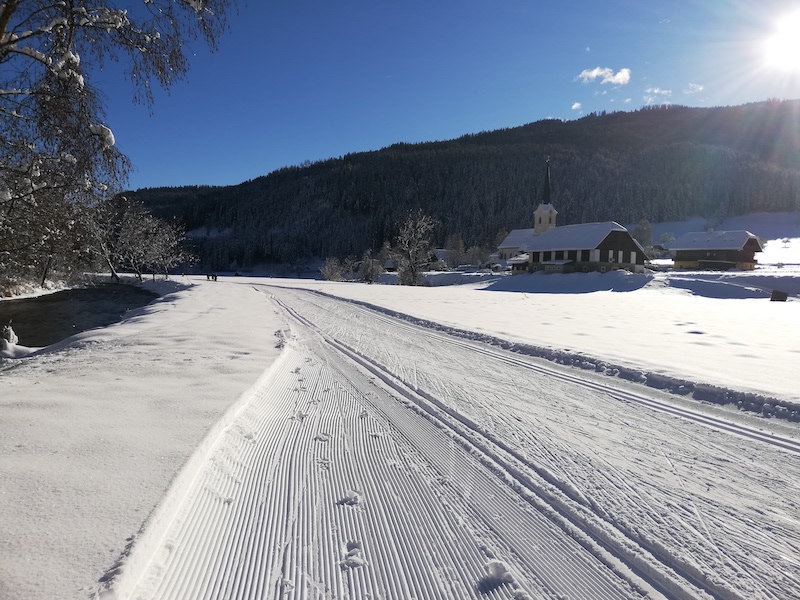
[40,255,53,287]
[105,256,121,283]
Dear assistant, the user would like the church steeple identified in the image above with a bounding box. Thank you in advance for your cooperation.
[533,158,557,235]
[541,158,551,205]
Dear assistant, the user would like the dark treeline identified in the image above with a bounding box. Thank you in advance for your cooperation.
[129,100,800,271]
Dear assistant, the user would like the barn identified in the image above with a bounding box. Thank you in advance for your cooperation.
[670,230,764,270]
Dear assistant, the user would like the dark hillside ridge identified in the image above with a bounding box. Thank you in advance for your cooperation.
[129,100,800,271]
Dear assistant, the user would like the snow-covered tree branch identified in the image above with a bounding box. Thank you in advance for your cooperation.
[394,209,437,286]
[0,0,233,290]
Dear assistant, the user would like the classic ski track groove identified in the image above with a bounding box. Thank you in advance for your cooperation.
[118,286,798,600]
[261,285,800,600]
[120,298,657,599]
[272,294,714,600]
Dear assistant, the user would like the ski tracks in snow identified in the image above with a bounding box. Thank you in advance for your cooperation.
[113,285,800,600]
[114,303,647,599]
[263,286,800,600]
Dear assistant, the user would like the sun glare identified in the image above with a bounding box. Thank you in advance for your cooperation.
[765,11,800,71]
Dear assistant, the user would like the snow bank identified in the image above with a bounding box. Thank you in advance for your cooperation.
[0,278,286,599]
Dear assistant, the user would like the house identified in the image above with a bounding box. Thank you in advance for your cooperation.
[507,253,530,274]
[670,230,764,270]
[497,159,647,273]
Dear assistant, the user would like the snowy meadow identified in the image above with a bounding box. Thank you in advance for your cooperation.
[1,237,799,599]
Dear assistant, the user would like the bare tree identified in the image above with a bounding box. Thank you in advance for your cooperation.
[320,257,343,281]
[394,209,437,286]
[0,0,233,288]
[444,232,465,269]
[358,249,383,283]
[147,219,190,278]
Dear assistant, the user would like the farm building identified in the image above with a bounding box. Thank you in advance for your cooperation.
[670,230,764,270]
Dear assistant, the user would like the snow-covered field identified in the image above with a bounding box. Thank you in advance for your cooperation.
[2,263,800,599]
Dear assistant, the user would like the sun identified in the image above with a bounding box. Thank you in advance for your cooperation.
[764,11,800,71]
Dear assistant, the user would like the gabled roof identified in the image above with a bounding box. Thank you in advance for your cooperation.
[498,228,537,249]
[670,230,764,252]
[520,221,633,252]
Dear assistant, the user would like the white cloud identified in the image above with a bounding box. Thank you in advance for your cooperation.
[571,102,582,111]
[585,46,591,53]
[577,67,631,85]
[623,98,632,104]
[644,95,672,106]
[646,87,672,96]
[683,82,704,94]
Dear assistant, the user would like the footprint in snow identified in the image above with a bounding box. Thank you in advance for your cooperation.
[336,490,363,507]
[340,541,365,570]
[290,410,308,422]
[476,560,532,599]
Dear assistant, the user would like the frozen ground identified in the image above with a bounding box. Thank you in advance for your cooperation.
[1,259,799,599]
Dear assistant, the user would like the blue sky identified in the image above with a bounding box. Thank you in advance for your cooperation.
[99,0,800,190]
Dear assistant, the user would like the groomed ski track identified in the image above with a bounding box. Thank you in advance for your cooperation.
[113,285,800,600]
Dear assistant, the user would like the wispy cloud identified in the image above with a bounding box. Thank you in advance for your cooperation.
[585,47,591,53]
[683,82,704,94]
[571,102,582,111]
[623,98,632,104]
[646,87,672,96]
[577,67,631,85]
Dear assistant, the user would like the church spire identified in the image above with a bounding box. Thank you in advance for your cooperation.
[533,157,557,235]
[542,157,551,205]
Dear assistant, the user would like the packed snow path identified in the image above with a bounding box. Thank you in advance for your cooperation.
[116,284,800,600]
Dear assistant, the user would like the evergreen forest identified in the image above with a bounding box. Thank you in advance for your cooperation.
[128,100,800,271]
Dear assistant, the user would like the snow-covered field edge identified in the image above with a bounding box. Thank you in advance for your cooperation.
[304,287,800,422]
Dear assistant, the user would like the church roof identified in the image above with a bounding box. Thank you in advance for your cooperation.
[500,221,639,252]
[535,203,557,213]
[670,230,764,252]
[521,221,633,252]
[498,228,537,249]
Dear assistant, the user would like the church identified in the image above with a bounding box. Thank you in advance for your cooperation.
[498,160,647,274]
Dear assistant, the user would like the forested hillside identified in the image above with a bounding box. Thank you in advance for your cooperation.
[129,100,800,271]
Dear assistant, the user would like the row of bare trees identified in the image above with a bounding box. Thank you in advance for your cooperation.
[321,209,446,286]
[89,198,191,283]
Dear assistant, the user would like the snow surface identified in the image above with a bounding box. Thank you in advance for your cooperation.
[275,267,800,404]
[0,279,283,599]
[2,264,800,599]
